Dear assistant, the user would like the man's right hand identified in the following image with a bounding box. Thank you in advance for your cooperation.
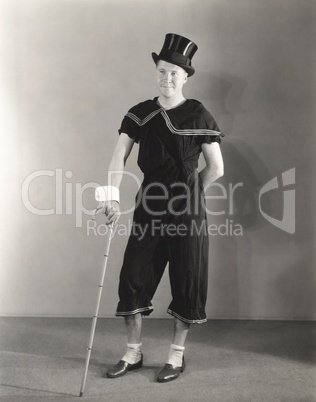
[102,200,121,225]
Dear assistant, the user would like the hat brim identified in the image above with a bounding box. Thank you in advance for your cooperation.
[152,52,195,77]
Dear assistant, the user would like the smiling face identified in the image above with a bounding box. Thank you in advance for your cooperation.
[156,60,188,101]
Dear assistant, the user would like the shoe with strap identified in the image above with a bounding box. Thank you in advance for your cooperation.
[157,356,185,383]
[106,354,143,378]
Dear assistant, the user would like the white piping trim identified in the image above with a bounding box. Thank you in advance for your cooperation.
[125,109,163,126]
[167,309,207,324]
[116,306,154,316]
[161,110,221,136]
[125,109,222,137]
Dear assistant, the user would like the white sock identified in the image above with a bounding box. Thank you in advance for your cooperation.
[167,344,185,367]
[121,343,142,365]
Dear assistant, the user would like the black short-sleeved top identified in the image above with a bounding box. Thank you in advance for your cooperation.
[119,98,222,185]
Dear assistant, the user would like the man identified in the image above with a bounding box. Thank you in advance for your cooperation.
[99,33,224,382]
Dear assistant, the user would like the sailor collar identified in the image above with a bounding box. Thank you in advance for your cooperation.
[125,99,222,137]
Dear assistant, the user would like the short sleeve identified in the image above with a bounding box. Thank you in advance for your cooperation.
[195,133,222,146]
[194,106,223,147]
[118,113,140,144]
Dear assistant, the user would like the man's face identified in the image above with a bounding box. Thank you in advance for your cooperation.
[156,60,188,99]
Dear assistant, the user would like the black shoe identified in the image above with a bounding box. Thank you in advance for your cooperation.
[157,356,185,383]
[106,354,143,378]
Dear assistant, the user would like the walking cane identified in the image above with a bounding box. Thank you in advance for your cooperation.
[79,208,115,397]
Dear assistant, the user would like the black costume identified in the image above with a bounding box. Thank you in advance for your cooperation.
[115,98,222,324]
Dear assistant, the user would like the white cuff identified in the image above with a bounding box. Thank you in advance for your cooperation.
[95,186,120,203]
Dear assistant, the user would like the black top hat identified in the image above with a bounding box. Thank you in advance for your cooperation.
[152,33,198,77]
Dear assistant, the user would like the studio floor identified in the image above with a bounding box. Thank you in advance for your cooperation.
[0,317,315,402]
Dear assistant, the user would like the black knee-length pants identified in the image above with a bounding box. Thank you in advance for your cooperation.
[116,178,209,324]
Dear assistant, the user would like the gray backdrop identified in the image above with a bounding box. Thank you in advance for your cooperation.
[0,0,315,319]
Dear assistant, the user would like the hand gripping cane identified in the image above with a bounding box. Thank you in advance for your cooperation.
[79,208,115,397]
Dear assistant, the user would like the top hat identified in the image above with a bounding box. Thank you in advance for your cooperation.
[152,33,198,77]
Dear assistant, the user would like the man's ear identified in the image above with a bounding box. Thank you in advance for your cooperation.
[184,73,188,83]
